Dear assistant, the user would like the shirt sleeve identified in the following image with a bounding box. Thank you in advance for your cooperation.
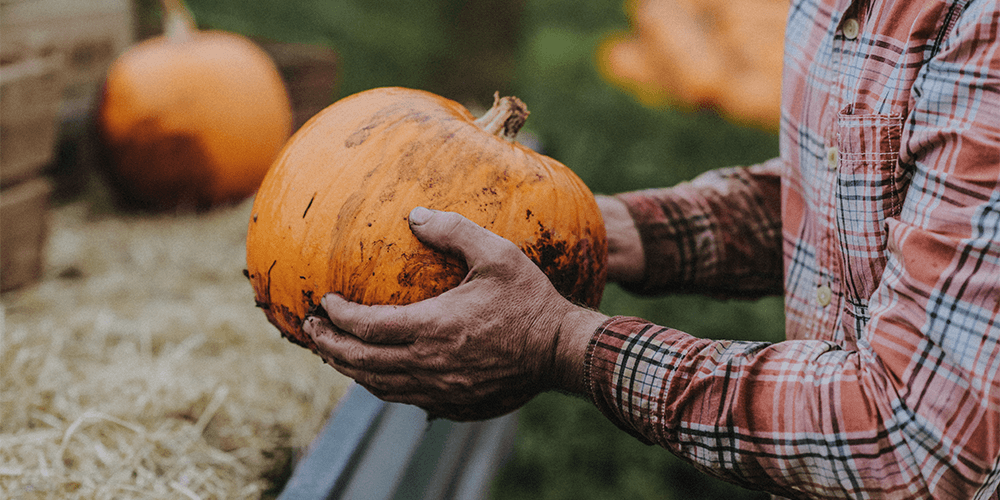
[615,158,784,299]
[585,1,1000,498]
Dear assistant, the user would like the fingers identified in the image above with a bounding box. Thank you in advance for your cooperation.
[305,315,428,404]
[319,293,417,345]
[304,316,484,412]
[304,315,424,398]
[304,315,413,370]
[407,207,516,271]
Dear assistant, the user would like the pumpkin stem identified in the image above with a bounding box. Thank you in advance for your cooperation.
[161,0,197,41]
[474,92,529,141]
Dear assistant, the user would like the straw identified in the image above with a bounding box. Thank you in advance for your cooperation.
[1,198,351,498]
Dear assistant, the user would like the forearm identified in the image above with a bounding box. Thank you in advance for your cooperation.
[582,316,1000,498]
[616,158,784,297]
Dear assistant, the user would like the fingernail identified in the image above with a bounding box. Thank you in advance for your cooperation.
[321,293,338,309]
[409,206,432,225]
[303,316,317,333]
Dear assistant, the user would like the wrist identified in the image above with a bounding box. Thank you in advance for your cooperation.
[596,195,645,284]
[550,308,608,395]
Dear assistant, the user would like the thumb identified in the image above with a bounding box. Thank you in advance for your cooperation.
[407,207,512,269]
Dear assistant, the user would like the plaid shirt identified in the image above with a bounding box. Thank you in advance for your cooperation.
[585,0,1000,498]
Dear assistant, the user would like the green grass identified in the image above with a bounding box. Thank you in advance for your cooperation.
[171,0,785,497]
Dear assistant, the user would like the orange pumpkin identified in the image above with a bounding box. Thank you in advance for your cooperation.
[597,0,786,130]
[245,87,607,351]
[98,0,292,210]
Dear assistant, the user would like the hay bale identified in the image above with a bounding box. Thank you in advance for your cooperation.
[1,199,351,498]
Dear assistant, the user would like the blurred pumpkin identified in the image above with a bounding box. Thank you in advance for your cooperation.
[98,0,292,211]
[245,87,607,351]
[597,0,787,130]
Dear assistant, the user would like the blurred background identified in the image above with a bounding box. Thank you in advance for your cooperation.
[3,0,785,497]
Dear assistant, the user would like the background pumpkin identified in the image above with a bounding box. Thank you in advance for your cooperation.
[245,87,607,352]
[596,0,786,131]
[97,0,292,211]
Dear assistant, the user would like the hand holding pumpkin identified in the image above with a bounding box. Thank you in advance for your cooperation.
[303,207,607,421]
[245,88,607,355]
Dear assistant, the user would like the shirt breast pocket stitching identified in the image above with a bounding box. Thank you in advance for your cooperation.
[834,112,905,310]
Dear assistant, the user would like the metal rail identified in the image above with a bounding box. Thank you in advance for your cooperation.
[279,384,519,500]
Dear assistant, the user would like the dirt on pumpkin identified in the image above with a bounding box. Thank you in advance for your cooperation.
[0,197,351,499]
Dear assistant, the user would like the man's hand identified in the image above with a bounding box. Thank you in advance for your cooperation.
[596,195,645,284]
[303,207,607,421]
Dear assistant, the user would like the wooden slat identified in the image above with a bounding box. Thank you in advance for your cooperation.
[0,56,63,187]
[0,177,52,292]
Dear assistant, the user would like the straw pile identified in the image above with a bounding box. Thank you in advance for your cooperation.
[1,198,352,498]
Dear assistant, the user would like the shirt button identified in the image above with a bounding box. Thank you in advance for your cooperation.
[826,146,839,170]
[816,285,833,307]
[843,18,860,40]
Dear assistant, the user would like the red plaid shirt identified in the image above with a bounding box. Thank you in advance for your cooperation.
[586,0,1000,498]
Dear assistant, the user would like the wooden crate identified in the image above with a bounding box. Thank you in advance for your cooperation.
[257,41,339,132]
[0,177,52,293]
[1,0,130,291]
[0,54,64,187]
[0,0,134,116]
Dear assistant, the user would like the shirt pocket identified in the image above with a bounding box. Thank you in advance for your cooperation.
[834,110,907,323]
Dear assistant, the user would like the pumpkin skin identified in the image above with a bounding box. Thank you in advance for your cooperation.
[98,19,292,210]
[245,87,607,352]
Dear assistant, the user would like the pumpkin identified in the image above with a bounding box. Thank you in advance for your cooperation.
[245,87,608,352]
[597,0,786,130]
[97,0,292,211]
